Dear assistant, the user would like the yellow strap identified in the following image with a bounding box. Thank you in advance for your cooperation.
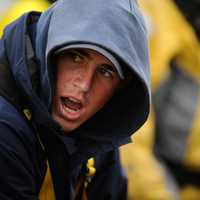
[75,158,96,200]
[86,158,96,176]
[84,157,96,188]
[39,161,56,200]
[23,108,32,120]
[23,109,55,199]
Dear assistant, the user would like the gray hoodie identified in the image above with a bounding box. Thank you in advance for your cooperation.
[35,0,150,149]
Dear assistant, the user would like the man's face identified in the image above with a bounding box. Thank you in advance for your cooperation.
[52,48,120,133]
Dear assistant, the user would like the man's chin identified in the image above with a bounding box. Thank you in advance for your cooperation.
[52,114,82,133]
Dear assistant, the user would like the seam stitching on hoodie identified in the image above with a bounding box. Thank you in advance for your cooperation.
[129,0,133,11]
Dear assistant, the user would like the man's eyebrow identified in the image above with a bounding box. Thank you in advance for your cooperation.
[100,63,117,72]
[72,49,90,58]
[71,49,117,72]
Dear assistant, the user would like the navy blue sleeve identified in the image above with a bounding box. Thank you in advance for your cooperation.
[88,149,128,200]
[0,122,39,200]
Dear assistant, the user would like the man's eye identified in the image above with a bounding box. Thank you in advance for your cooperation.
[68,51,84,63]
[98,66,114,78]
[73,54,83,62]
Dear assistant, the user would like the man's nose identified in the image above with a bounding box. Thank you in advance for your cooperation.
[73,66,95,92]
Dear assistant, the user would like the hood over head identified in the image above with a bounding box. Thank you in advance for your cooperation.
[35,0,151,149]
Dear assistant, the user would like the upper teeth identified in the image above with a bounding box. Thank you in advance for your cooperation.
[68,97,81,104]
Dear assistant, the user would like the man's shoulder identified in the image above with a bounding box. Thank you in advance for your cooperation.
[0,96,46,196]
[0,96,37,146]
[0,96,27,125]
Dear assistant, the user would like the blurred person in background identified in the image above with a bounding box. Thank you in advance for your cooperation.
[120,0,200,199]
[0,0,51,37]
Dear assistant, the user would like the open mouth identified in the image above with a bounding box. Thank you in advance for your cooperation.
[61,97,83,120]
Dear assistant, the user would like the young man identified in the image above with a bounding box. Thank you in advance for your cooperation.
[0,0,150,199]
